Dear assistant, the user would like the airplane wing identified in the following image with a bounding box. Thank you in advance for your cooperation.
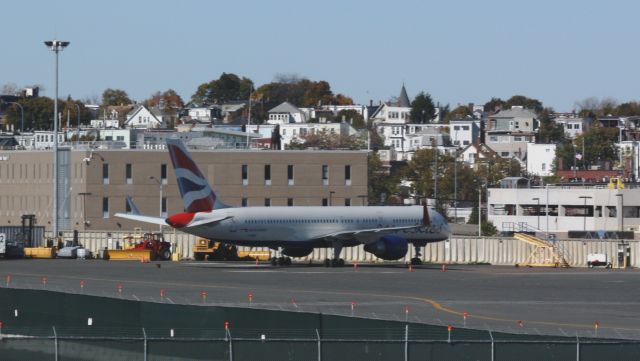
[114,213,167,226]
[318,225,431,244]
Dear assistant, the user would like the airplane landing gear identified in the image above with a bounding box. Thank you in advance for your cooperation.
[324,258,345,267]
[324,244,345,267]
[270,256,292,266]
[411,244,423,265]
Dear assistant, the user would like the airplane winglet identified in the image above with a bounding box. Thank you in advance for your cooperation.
[126,196,141,215]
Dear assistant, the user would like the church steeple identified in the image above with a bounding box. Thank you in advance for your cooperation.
[398,84,410,107]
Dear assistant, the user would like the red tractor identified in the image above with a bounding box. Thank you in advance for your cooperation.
[133,233,172,260]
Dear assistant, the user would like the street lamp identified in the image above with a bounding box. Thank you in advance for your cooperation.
[45,39,70,238]
[150,176,164,232]
[579,196,592,232]
[75,103,81,146]
[532,197,540,230]
[616,193,624,232]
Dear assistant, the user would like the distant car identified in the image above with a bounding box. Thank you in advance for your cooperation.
[56,241,84,259]
[587,253,612,268]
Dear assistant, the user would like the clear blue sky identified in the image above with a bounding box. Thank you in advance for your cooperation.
[2,0,639,111]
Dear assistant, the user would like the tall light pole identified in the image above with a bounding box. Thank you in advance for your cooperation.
[75,103,81,146]
[246,87,252,149]
[579,196,592,232]
[532,197,540,230]
[453,147,458,224]
[150,176,164,232]
[45,39,70,238]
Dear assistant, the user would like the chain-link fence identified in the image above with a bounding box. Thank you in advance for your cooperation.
[2,325,640,360]
[1,286,640,360]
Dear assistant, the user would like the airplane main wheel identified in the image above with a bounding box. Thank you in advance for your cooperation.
[324,258,331,267]
[284,257,292,266]
[330,258,345,267]
[410,258,422,265]
[270,257,278,266]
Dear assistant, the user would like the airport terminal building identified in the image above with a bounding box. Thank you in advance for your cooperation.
[0,147,368,232]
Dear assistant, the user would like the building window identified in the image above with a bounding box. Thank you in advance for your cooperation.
[500,151,510,157]
[125,164,132,184]
[345,198,351,206]
[264,165,271,186]
[322,165,329,186]
[242,164,248,185]
[241,198,248,207]
[322,198,328,207]
[264,198,271,207]
[161,197,167,217]
[102,164,109,185]
[287,198,294,206]
[345,165,351,186]
[102,197,109,218]
[287,165,294,186]
[542,163,546,171]
[489,136,498,142]
[161,164,167,184]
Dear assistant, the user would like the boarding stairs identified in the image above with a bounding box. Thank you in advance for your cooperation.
[513,233,570,268]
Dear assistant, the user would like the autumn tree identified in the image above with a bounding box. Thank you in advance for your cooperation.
[537,108,565,144]
[444,105,472,122]
[409,92,436,123]
[483,97,505,113]
[144,89,184,109]
[190,73,254,105]
[287,130,366,150]
[504,95,543,113]
[102,88,132,106]
[555,125,618,171]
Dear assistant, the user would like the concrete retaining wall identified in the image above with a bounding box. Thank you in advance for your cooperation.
[53,231,640,267]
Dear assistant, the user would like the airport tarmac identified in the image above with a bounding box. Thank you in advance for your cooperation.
[1,259,639,339]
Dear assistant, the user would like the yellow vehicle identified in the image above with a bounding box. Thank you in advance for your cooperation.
[193,238,238,261]
[193,238,270,261]
[608,177,625,189]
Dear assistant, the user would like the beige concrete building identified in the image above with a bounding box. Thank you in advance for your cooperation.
[0,147,368,232]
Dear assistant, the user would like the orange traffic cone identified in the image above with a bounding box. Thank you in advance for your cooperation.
[441,264,446,272]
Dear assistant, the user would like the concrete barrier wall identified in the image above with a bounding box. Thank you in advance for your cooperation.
[53,231,639,267]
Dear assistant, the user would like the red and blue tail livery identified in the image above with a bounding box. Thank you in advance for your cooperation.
[166,139,229,212]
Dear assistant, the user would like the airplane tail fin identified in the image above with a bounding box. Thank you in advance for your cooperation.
[166,139,229,212]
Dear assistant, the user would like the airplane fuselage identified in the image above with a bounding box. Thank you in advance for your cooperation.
[176,205,450,247]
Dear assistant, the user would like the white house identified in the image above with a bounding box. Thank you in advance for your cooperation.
[526,143,556,176]
[267,102,307,124]
[33,131,65,150]
[246,122,357,150]
[458,142,498,165]
[124,105,162,129]
[449,118,480,147]
[553,114,591,139]
[375,123,449,161]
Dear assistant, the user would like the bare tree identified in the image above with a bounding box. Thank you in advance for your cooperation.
[1,82,19,95]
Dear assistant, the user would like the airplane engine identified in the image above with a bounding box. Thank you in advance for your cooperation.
[363,235,408,260]
[282,247,314,258]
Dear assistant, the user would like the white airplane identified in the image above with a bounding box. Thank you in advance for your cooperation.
[116,139,450,266]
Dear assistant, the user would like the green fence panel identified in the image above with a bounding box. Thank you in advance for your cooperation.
[233,340,317,361]
[58,339,142,361]
[495,342,576,361]
[147,340,230,361]
[580,342,640,361]
[409,342,491,361]
[322,341,404,361]
[0,338,55,360]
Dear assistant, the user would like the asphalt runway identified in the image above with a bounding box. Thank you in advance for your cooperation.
[1,259,639,339]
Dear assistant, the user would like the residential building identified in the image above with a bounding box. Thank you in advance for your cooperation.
[125,105,163,129]
[449,118,481,147]
[553,114,591,139]
[246,122,357,150]
[526,143,556,176]
[485,106,537,161]
[458,141,498,165]
[267,102,307,124]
